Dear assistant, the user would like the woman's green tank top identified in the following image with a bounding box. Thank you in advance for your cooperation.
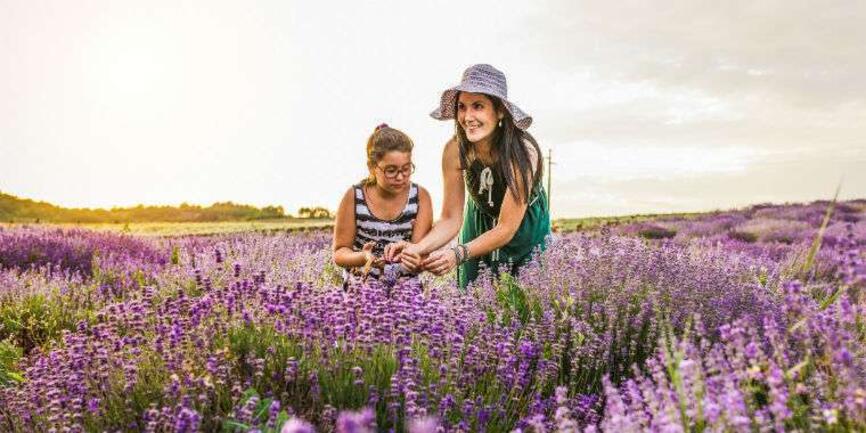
[457,159,551,289]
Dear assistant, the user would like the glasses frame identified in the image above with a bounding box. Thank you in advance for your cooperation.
[376,162,415,179]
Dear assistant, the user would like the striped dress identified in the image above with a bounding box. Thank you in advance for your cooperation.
[346,182,419,280]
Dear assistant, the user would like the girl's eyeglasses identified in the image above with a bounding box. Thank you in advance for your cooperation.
[376,163,415,179]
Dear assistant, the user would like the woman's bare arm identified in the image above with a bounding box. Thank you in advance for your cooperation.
[415,137,465,254]
[410,186,434,243]
[383,138,464,268]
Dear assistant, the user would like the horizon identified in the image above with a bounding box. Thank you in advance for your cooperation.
[2,1,865,218]
[4,188,862,220]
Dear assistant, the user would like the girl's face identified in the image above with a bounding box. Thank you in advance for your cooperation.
[457,92,502,145]
[371,151,413,193]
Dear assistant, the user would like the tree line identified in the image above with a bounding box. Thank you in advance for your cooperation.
[0,192,332,223]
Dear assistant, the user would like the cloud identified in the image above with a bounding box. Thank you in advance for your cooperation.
[508,0,866,213]
[522,1,866,108]
[553,146,866,216]
[0,0,863,216]
[552,140,760,182]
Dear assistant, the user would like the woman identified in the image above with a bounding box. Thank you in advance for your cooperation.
[385,64,550,289]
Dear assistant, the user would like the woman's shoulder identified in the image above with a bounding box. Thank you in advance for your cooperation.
[442,136,464,172]
[443,136,460,157]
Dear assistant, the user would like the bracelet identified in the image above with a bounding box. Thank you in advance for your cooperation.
[450,246,463,264]
[450,244,470,265]
[459,244,470,263]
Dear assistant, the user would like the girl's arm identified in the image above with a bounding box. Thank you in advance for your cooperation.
[332,187,369,268]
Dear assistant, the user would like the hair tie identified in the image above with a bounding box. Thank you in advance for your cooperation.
[375,123,389,131]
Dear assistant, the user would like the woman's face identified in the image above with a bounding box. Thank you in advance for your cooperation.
[371,151,413,193]
[457,92,502,144]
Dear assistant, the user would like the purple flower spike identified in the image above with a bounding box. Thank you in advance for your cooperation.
[408,416,441,433]
[281,417,316,433]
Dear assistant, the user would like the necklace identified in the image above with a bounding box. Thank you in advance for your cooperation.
[478,166,495,207]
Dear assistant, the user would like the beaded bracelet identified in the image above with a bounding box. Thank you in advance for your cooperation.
[450,245,463,265]
[450,244,470,265]
[459,244,470,263]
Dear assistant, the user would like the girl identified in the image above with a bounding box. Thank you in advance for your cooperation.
[332,124,433,288]
[385,64,550,290]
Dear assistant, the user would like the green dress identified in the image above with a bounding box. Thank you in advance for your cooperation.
[457,159,551,289]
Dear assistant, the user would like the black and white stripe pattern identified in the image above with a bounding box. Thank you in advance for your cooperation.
[350,183,418,277]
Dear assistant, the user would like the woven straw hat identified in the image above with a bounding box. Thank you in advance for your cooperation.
[430,64,532,130]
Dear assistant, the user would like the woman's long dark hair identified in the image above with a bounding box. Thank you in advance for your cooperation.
[454,93,543,204]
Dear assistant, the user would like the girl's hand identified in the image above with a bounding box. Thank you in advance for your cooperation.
[361,242,385,276]
[423,248,458,276]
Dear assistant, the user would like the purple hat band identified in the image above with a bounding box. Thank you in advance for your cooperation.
[430,64,532,130]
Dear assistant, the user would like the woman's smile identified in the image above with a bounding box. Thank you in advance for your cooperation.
[457,92,499,143]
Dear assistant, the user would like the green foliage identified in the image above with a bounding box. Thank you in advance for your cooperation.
[221,389,292,433]
[638,225,677,240]
[553,211,706,233]
[212,321,539,431]
[170,246,181,265]
[318,257,345,289]
[493,273,542,327]
[728,230,759,243]
[0,191,290,223]
[0,291,94,354]
[90,353,170,432]
[92,258,154,294]
[0,339,24,387]
[798,186,839,279]
[297,207,333,219]
[213,323,399,428]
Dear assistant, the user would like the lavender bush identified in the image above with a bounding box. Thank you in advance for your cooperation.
[0,201,863,432]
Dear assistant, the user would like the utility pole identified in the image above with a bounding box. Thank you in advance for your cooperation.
[546,148,553,215]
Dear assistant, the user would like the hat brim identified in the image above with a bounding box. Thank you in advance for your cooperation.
[430,86,532,130]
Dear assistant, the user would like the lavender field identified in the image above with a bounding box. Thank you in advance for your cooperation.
[0,200,864,433]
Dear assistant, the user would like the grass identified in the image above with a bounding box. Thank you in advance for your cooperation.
[553,211,707,232]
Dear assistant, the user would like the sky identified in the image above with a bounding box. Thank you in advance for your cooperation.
[1,0,864,218]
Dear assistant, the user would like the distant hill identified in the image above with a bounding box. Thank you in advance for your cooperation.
[0,191,299,223]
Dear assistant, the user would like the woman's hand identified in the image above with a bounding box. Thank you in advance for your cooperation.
[424,248,458,276]
[384,241,425,273]
[383,241,408,263]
